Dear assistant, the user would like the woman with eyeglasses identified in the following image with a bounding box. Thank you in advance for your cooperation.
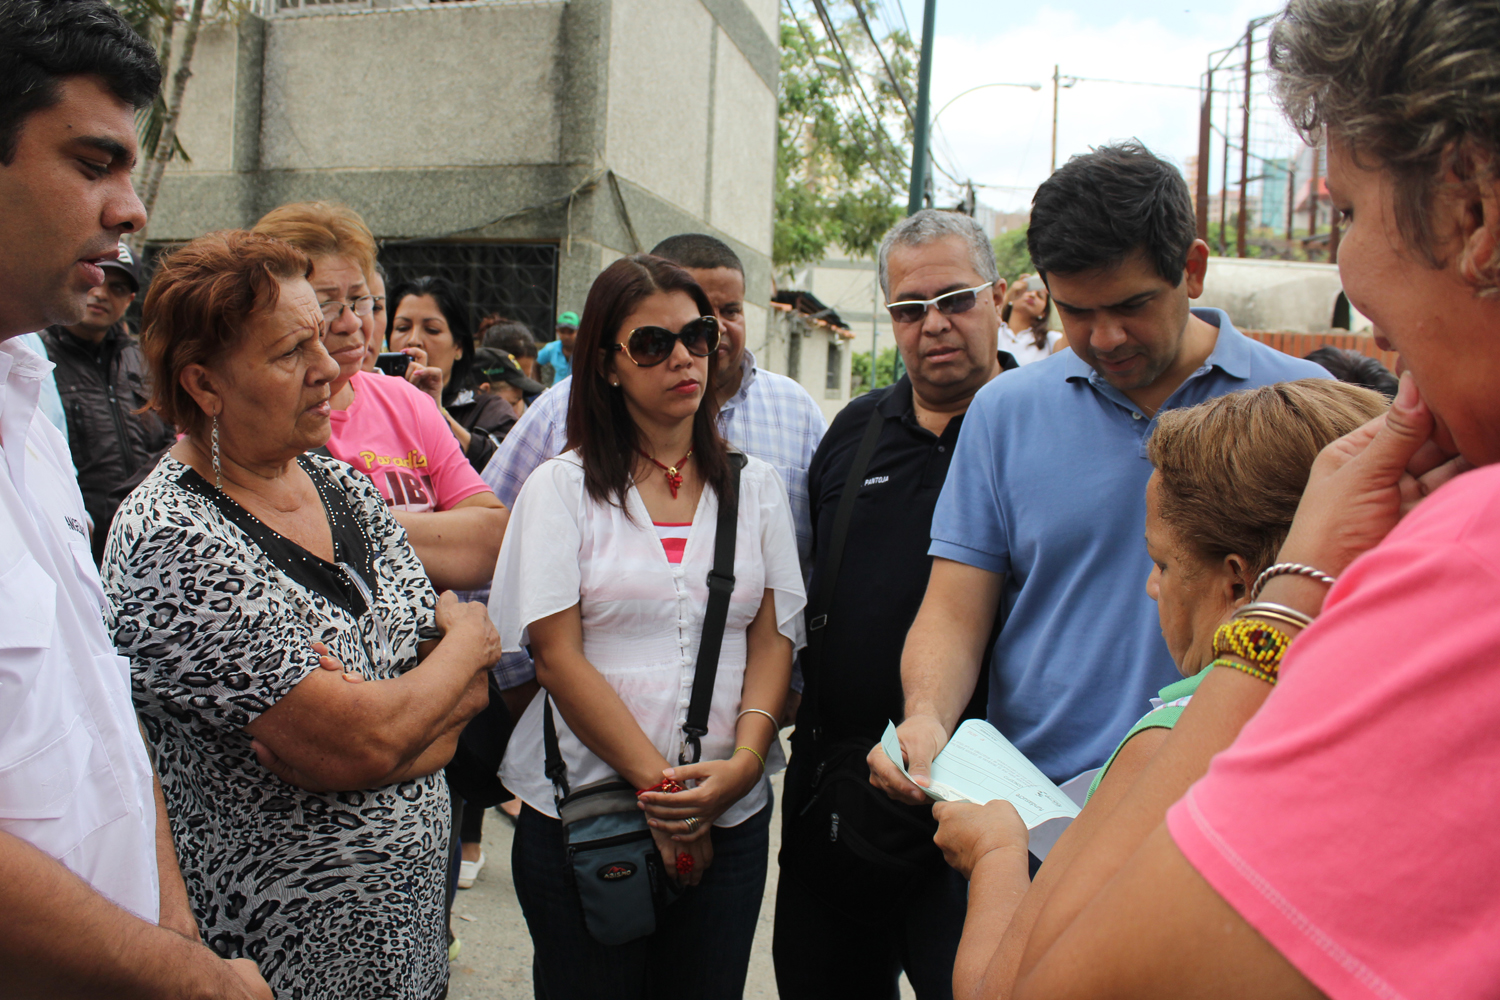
[489,254,804,997]
[253,203,508,594]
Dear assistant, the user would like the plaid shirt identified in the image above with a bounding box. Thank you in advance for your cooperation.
[483,350,826,688]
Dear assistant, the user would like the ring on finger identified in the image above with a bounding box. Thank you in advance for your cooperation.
[684,815,700,833]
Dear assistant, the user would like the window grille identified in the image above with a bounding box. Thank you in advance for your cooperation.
[380,242,560,344]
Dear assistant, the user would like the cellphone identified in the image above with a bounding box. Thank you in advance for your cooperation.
[375,352,411,378]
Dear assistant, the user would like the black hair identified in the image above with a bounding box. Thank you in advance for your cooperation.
[650,233,744,275]
[1304,346,1399,398]
[387,275,477,405]
[1027,141,1198,286]
[0,0,161,164]
[483,320,537,358]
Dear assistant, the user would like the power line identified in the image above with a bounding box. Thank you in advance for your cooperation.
[849,0,914,125]
[808,0,908,167]
[783,1,907,194]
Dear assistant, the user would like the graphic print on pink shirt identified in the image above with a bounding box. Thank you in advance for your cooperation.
[325,371,490,514]
[653,522,692,564]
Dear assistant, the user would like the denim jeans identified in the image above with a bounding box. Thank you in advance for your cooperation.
[512,796,771,1000]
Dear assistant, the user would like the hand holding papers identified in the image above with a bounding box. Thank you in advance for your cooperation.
[881,719,1080,831]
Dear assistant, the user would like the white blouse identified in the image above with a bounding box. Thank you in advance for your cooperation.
[998,322,1064,367]
[490,451,807,825]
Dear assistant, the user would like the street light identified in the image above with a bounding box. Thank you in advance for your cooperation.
[930,80,1044,125]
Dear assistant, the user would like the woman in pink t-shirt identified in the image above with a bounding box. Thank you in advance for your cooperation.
[252,202,507,593]
[918,3,1500,998]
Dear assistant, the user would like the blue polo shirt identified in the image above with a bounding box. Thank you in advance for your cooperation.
[929,308,1331,782]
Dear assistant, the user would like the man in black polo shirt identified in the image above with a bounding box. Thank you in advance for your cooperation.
[773,210,1003,1000]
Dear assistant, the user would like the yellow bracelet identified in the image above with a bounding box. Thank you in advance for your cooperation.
[734,745,766,775]
[1213,619,1293,668]
[1211,657,1278,686]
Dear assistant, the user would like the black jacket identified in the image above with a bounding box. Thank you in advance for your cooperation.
[445,386,518,474]
[42,324,174,562]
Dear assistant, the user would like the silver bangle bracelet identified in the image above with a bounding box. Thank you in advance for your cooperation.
[736,708,779,729]
[1249,562,1337,602]
[1233,601,1316,630]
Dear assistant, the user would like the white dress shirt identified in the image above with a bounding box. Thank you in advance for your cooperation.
[490,452,806,825]
[0,337,158,920]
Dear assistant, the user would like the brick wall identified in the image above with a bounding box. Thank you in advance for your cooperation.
[1242,330,1399,373]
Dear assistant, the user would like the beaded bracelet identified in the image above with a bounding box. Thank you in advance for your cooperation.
[1249,562,1337,602]
[1210,656,1277,686]
[1213,619,1293,666]
[734,745,767,776]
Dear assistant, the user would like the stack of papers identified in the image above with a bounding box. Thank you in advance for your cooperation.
[881,719,1083,858]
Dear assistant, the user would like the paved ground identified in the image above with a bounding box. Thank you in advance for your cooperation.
[447,750,917,999]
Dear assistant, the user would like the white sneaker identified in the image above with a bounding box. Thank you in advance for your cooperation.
[458,851,485,889]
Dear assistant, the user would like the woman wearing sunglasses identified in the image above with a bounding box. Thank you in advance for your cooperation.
[489,254,804,997]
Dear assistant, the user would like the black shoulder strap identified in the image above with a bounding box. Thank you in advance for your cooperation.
[680,453,746,765]
[543,695,569,800]
[801,403,886,740]
[544,454,747,799]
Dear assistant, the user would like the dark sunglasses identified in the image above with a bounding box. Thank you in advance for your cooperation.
[610,316,721,367]
[885,281,994,326]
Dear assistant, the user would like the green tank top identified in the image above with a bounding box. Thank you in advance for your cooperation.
[1086,667,1214,801]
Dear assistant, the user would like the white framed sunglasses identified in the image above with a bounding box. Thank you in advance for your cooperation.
[885,281,994,325]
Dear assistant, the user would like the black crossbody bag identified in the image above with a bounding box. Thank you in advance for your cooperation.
[542,456,743,946]
[781,408,947,918]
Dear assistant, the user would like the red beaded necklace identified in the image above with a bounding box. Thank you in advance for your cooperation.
[639,447,694,499]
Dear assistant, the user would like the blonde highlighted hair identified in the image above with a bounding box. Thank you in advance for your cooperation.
[252,201,377,279]
[1147,379,1389,574]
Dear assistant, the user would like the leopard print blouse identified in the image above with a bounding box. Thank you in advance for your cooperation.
[103,453,449,1000]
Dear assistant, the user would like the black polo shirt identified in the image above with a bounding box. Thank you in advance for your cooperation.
[793,376,991,748]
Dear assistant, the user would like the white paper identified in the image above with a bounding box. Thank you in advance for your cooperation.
[881,720,1082,831]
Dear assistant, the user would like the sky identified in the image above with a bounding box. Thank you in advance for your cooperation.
[882,0,1306,212]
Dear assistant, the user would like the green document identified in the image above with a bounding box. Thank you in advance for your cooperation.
[881,719,1081,831]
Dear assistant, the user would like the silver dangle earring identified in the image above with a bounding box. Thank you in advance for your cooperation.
[211,413,223,489]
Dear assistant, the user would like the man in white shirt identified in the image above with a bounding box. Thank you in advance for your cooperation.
[0,2,269,995]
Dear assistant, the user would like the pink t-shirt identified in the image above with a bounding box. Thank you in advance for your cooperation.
[1168,463,1500,1000]
[325,371,490,513]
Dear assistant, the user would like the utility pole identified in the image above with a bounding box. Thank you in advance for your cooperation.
[1236,25,1253,258]
[1306,141,1321,258]
[1195,67,1213,241]
[1219,85,1230,254]
[1050,65,1061,173]
[1285,161,1296,245]
[907,0,937,216]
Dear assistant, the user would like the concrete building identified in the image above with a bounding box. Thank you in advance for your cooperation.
[1197,256,1370,334]
[148,0,779,342]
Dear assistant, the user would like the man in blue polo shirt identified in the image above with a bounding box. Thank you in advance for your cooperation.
[869,141,1331,797]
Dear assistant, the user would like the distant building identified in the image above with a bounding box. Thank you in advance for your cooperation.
[149,0,779,342]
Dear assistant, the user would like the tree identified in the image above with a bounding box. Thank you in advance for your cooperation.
[110,0,248,251]
[992,227,1033,282]
[776,2,916,273]
[850,345,900,395]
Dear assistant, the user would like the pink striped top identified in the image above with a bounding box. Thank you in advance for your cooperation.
[653,521,692,564]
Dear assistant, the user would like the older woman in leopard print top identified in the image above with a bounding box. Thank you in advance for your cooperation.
[102,231,502,1000]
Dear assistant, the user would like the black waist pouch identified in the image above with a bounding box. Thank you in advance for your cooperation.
[557,778,680,946]
[780,737,945,920]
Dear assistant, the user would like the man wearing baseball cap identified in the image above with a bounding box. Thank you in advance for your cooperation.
[536,309,578,385]
[42,240,174,563]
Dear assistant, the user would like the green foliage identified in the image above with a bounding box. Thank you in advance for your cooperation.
[850,345,901,395]
[776,4,916,271]
[991,228,1033,282]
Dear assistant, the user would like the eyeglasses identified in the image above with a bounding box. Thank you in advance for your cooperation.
[320,295,376,324]
[610,316,721,367]
[885,282,994,326]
